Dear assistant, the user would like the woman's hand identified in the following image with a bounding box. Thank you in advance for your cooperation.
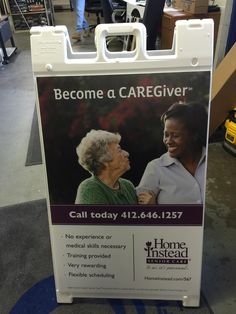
[138,191,156,204]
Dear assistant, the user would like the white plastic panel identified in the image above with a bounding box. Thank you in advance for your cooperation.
[30,21,213,74]
[31,21,213,306]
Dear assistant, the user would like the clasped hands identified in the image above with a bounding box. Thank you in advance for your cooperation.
[138,191,156,204]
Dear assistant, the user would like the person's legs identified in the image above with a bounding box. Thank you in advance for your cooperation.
[73,0,89,33]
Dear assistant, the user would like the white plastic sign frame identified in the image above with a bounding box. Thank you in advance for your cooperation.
[30,21,213,307]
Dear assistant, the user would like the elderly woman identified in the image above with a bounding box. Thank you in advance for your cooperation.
[75,129,138,204]
[137,102,208,204]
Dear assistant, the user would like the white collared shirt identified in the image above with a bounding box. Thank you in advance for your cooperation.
[136,148,206,204]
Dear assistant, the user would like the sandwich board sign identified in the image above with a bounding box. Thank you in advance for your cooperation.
[30,21,213,306]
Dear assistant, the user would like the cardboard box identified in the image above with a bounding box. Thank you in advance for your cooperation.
[182,0,209,14]
[172,0,183,10]
[210,43,236,135]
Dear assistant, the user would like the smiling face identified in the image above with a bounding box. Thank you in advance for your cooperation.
[163,118,192,159]
[106,142,130,175]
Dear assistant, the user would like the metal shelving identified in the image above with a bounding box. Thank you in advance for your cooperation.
[4,0,54,32]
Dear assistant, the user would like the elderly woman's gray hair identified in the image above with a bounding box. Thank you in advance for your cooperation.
[76,130,121,175]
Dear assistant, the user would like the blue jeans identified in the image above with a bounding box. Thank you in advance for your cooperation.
[73,0,89,32]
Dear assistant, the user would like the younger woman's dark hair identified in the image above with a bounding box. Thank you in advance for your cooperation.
[161,102,208,148]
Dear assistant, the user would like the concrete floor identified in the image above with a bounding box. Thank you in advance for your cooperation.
[0,11,97,207]
[0,10,236,314]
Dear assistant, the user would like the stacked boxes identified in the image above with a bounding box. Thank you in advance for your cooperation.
[171,0,184,10]
[172,0,209,14]
[182,0,209,14]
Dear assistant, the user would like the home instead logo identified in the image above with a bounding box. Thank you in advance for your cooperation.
[145,239,189,265]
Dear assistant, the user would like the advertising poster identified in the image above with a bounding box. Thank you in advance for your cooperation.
[36,71,210,305]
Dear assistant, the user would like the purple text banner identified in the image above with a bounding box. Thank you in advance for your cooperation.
[50,205,203,226]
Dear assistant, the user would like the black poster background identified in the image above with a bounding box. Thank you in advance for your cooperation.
[37,72,210,205]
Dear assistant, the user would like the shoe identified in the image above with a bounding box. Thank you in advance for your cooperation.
[83,28,90,38]
[72,32,82,41]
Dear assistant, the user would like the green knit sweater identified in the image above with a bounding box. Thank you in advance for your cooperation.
[75,175,138,204]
